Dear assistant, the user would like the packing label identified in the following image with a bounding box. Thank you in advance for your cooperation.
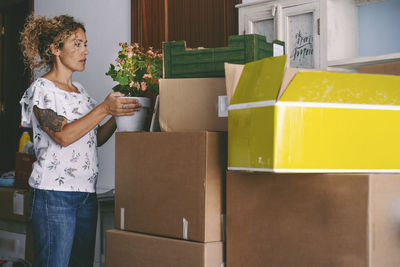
[13,192,24,216]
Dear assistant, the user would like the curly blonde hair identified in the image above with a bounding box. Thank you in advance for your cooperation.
[20,14,85,76]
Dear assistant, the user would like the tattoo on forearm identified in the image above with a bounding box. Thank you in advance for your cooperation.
[34,106,66,132]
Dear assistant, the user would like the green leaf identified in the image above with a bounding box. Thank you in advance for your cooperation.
[115,75,129,85]
[106,64,117,77]
[112,84,122,92]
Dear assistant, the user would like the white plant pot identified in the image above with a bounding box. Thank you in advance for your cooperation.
[115,97,151,132]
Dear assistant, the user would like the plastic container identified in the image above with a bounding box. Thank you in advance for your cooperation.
[18,127,31,153]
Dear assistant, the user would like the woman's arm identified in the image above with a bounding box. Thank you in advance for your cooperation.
[96,117,116,147]
[34,92,139,147]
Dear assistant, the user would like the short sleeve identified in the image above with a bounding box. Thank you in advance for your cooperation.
[19,79,62,127]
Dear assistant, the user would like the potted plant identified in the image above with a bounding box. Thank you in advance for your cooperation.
[106,42,162,131]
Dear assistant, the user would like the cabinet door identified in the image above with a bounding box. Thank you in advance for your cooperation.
[238,1,277,43]
[281,2,319,68]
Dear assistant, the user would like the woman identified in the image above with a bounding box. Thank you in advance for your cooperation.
[19,14,138,266]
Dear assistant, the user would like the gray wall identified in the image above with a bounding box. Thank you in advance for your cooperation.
[35,0,131,192]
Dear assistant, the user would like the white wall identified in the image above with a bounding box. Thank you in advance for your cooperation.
[35,0,131,192]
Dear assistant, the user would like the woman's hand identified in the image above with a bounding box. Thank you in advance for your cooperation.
[102,92,141,116]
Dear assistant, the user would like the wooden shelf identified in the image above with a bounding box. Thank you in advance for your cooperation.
[327,52,400,70]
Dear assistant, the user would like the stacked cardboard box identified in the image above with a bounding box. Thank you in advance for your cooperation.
[0,187,33,262]
[107,66,230,265]
[358,61,400,75]
[225,56,400,266]
[158,78,228,132]
[106,37,285,266]
[227,172,400,267]
[14,153,36,189]
[107,132,227,267]
[227,55,400,172]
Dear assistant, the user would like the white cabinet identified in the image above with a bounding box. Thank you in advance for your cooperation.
[237,0,400,71]
[321,0,400,71]
[238,1,277,41]
[238,0,320,68]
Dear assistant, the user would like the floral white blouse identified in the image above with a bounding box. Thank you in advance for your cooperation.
[20,78,99,192]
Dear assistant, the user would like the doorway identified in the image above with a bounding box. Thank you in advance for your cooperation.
[0,0,32,173]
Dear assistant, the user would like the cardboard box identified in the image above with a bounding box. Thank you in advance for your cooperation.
[159,78,227,132]
[163,34,283,78]
[358,61,400,75]
[224,63,244,104]
[0,187,29,222]
[14,152,36,189]
[0,220,34,263]
[106,229,224,267]
[228,55,400,172]
[115,131,227,242]
[226,171,400,267]
[0,230,27,259]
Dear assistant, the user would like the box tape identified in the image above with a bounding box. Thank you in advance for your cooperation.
[120,208,125,230]
[183,218,188,240]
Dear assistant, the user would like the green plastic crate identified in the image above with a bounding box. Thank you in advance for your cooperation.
[162,34,285,78]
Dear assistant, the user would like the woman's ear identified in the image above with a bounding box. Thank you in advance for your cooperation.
[50,43,60,56]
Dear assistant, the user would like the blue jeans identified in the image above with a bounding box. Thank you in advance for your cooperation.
[29,188,98,267]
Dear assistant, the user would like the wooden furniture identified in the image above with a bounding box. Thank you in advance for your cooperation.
[131,0,242,50]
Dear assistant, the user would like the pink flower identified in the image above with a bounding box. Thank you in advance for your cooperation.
[127,51,133,58]
[136,83,140,89]
[141,82,147,91]
[120,60,125,65]
[129,81,135,87]
[143,73,152,79]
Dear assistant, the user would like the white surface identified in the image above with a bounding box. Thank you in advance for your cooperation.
[115,97,150,132]
[229,101,400,111]
[324,0,358,63]
[228,167,400,173]
[273,43,285,56]
[356,0,388,6]
[218,96,228,117]
[328,52,400,69]
[12,193,24,216]
[35,0,131,192]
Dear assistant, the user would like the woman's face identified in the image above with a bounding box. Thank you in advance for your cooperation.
[56,28,88,72]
